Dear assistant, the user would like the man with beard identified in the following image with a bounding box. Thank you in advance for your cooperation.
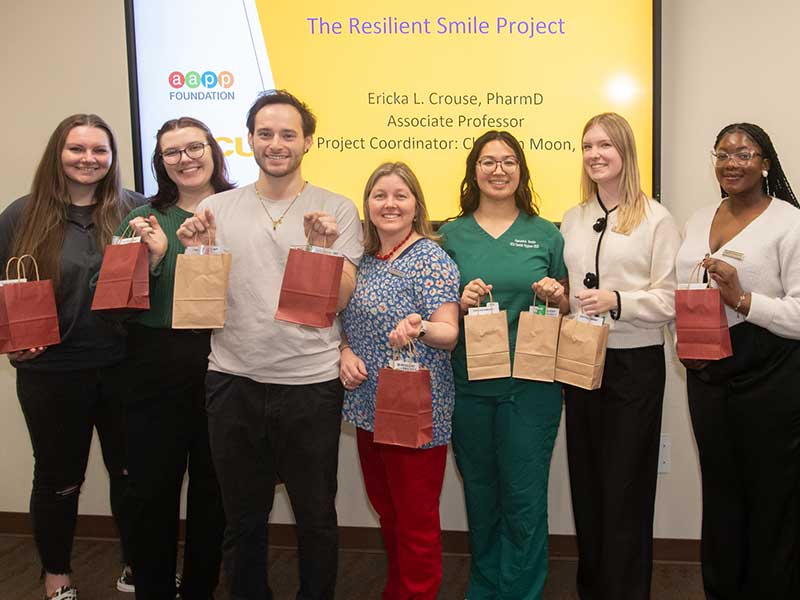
[177,89,363,600]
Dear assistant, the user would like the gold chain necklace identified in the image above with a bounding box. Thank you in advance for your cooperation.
[254,182,306,230]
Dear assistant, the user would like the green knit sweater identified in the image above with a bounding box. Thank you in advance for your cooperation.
[115,203,194,328]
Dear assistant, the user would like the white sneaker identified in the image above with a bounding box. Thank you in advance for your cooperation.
[116,566,135,593]
[48,586,78,600]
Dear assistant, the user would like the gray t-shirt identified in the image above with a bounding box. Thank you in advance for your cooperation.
[198,183,363,384]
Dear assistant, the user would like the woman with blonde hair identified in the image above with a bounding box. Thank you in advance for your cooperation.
[0,113,143,600]
[339,162,460,599]
[560,112,681,599]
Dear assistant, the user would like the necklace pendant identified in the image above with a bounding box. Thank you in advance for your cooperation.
[273,219,281,230]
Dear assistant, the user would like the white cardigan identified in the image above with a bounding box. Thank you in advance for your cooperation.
[561,197,682,349]
[675,198,800,340]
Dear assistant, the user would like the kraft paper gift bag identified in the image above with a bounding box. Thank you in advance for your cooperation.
[374,346,433,449]
[554,315,609,390]
[513,298,561,382]
[91,230,150,311]
[0,255,61,353]
[464,292,511,380]
[275,241,344,329]
[172,246,232,329]
[675,263,732,360]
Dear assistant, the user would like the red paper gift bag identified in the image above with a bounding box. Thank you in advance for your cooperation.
[0,255,61,353]
[374,365,433,449]
[675,286,733,360]
[91,237,150,312]
[275,246,344,328]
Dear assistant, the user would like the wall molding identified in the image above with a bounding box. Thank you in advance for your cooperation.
[0,512,699,563]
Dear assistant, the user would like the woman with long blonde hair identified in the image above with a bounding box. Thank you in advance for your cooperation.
[0,113,143,600]
[560,112,681,599]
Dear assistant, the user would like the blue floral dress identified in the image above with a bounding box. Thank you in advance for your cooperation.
[341,238,461,448]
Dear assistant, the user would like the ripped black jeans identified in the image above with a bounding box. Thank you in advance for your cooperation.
[16,367,131,574]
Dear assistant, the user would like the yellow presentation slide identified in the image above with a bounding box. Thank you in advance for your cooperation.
[255,1,654,221]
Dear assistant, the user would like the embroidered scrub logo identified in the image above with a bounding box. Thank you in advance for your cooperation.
[168,70,236,101]
[510,239,540,249]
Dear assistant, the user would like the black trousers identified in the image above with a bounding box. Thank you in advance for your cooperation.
[565,345,665,600]
[16,366,131,575]
[120,325,225,600]
[205,371,344,600]
[687,322,800,599]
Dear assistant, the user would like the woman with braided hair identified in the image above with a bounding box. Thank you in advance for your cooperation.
[676,122,800,598]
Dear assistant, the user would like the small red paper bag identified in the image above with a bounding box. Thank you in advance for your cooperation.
[675,286,733,360]
[275,245,344,328]
[91,233,149,312]
[0,255,61,353]
[373,348,433,449]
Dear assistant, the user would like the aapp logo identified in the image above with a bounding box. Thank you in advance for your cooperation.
[169,70,235,89]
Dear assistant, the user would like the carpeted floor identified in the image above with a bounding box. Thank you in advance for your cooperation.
[0,535,705,599]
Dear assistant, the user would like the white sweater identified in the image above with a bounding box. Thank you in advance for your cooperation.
[561,197,682,349]
[675,198,800,340]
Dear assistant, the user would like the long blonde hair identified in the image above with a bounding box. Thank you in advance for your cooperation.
[580,112,647,235]
[12,114,134,292]
[362,162,439,255]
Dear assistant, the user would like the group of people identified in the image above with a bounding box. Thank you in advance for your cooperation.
[3,88,798,600]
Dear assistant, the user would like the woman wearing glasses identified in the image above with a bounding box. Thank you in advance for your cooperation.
[676,123,800,598]
[115,117,233,600]
[439,130,569,599]
[559,112,680,599]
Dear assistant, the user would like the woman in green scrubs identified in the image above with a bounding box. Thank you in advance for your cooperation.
[440,130,569,600]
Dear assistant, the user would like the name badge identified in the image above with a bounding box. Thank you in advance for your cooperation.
[722,249,744,261]
[388,267,405,277]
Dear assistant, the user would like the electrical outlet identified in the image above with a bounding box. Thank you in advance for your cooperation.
[658,434,671,474]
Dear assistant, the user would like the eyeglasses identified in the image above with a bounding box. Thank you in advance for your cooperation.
[710,150,762,166]
[477,157,520,174]
[161,142,209,165]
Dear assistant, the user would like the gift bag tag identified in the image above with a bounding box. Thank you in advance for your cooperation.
[112,235,142,245]
[306,245,343,257]
[389,359,420,371]
[577,313,606,326]
[185,245,226,256]
[0,278,27,286]
[677,283,708,290]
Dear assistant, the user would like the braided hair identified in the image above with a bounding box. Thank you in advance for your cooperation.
[714,123,798,207]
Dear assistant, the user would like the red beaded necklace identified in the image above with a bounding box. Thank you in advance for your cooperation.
[376,230,413,261]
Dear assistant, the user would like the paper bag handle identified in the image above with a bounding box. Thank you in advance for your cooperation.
[688,259,709,288]
[5,255,41,281]
[532,293,550,309]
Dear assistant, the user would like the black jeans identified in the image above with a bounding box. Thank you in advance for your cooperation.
[120,325,225,600]
[205,371,344,600]
[16,366,132,575]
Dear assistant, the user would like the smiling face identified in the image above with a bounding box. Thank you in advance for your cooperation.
[367,173,417,240]
[60,126,112,187]
[159,127,214,194]
[475,139,521,204]
[714,131,770,197]
[582,124,623,187]
[248,103,311,180]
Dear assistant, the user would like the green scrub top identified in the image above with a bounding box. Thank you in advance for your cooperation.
[440,212,567,396]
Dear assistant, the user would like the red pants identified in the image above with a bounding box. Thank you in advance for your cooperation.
[357,428,447,600]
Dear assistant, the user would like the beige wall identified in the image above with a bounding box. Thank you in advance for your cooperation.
[2,1,799,539]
